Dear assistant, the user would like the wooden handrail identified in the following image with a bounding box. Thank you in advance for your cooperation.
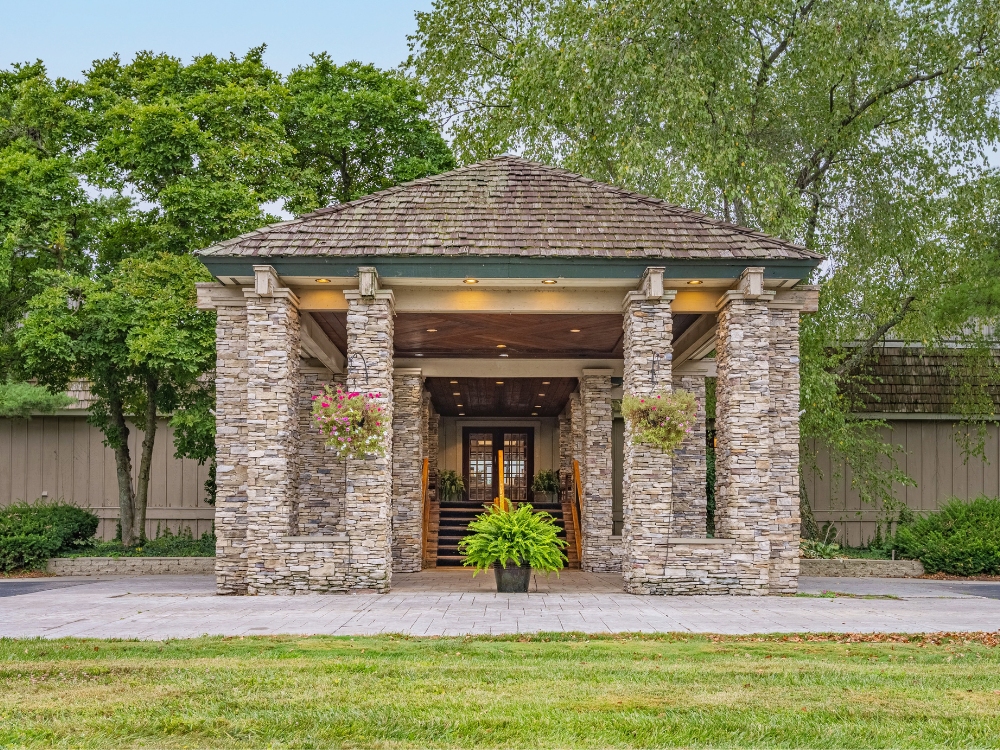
[494,449,507,510]
[420,457,430,565]
[570,459,584,562]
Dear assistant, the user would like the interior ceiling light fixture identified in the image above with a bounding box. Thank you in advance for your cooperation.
[542,381,550,385]
[456,404,463,408]
[534,405,542,409]
[532,412,538,416]
[499,353,509,358]
[541,279,557,285]
[496,380,504,385]
[450,380,458,384]
[426,328,437,332]
[570,329,581,333]
[496,344,506,348]
[415,353,423,357]
[687,279,704,285]
[463,278,479,284]
[459,412,465,416]
[538,393,545,396]
[315,278,331,283]
[452,392,460,396]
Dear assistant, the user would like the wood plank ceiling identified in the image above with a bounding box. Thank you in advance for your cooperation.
[425,377,578,417]
[310,312,701,359]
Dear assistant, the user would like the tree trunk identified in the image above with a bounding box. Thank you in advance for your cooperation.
[108,393,137,546]
[133,376,159,545]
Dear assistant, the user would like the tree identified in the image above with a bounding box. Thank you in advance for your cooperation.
[409,0,1000,518]
[281,55,455,214]
[17,254,215,545]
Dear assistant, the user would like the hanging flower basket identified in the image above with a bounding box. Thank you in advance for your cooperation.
[311,385,388,459]
[620,389,697,453]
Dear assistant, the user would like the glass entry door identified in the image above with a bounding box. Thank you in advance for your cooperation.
[462,427,534,504]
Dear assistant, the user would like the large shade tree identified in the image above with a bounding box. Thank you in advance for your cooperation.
[409,0,1000,524]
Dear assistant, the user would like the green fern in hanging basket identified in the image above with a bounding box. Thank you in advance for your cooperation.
[459,503,567,575]
[621,389,697,453]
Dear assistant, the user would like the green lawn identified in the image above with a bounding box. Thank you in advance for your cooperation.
[1,633,999,748]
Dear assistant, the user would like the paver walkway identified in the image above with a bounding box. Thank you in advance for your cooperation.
[1,570,998,639]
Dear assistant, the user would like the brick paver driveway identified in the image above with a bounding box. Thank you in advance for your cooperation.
[1,570,998,639]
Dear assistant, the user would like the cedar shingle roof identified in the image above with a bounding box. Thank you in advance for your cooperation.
[197,156,821,261]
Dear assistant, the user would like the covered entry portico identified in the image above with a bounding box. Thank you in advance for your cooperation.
[195,156,820,596]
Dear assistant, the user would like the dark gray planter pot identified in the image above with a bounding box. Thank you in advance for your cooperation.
[494,562,532,593]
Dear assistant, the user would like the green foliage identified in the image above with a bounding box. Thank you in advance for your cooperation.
[438,469,465,501]
[621,390,697,453]
[0,501,99,571]
[311,386,389,459]
[282,55,455,213]
[0,381,72,417]
[800,539,843,560]
[72,526,216,558]
[459,502,567,573]
[894,496,1000,575]
[410,0,1000,513]
[531,469,559,493]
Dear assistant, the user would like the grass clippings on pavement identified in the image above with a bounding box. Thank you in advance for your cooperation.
[1,632,999,748]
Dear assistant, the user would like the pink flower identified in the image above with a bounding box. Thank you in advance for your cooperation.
[321,402,329,408]
[311,395,318,401]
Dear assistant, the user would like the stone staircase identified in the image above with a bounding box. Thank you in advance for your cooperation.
[433,498,579,568]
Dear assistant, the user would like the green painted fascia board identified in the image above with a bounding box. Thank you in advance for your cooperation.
[199,255,820,281]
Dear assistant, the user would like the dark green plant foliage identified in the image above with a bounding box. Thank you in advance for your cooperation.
[72,526,216,558]
[438,469,465,501]
[0,501,99,571]
[894,496,1000,575]
[459,503,567,573]
[0,381,72,417]
[531,469,559,493]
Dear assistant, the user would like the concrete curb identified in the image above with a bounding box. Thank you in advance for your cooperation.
[47,557,215,576]
[800,558,925,578]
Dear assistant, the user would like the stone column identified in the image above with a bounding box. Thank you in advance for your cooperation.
[297,367,345,536]
[671,375,708,537]
[713,268,773,594]
[214,302,250,595]
[242,271,302,595]
[621,278,677,594]
[580,369,615,572]
[569,390,584,479]
[392,369,424,573]
[768,306,802,593]
[427,397,439,493]
[343,283,394,592]
[558,406,573,494]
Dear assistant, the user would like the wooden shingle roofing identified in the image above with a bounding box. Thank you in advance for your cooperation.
[197,156,821,261]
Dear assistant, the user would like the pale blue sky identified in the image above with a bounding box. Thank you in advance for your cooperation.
[0,0,432,79]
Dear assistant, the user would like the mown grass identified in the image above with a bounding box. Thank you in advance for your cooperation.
[1,633,999,748]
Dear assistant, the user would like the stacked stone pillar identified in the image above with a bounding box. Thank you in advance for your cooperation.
[580,369,615,572]
[214,302,250,594]
[558,407,573,494]
[343,278,395,592]
[768,307,802,593]
[297,367,345,536]
[621,277,677,594]
[671,375,708,537]
[242,270,302,594]
[392,369,424,572]
[713,268,773,594]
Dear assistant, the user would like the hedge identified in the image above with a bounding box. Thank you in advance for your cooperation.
[0,501,99,572]
[894,496,1000,576]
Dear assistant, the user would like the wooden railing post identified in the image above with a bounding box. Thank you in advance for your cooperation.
[420,457,430,566]
[571,459,584,563]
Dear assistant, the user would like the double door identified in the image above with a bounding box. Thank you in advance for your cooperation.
[462,427,534,504]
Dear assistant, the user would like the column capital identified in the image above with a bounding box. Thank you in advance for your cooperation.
[716,289,775,311]
[344,288,395,311]
[622,289,677,311]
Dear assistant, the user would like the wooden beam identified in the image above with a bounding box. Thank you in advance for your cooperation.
[300,312,345,373]
[393,358,624,377]
[672,314,717,365]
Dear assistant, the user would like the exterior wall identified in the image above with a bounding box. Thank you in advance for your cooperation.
[437,417,560,475]
[297,368,345,536]
[391,370,424,572]
[807,420,1000,546]
[671,375,707,537]
[0,416,213,540]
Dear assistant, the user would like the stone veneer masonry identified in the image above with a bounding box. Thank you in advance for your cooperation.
[767,307,802,593]
[580,370,616,572]
[343,289,395,592]
[297,366,345,536]
[392,369,424,572]
[671,375,708,537]
[621,290,678,593]
[215,303,250,595]
[558,407,572,493]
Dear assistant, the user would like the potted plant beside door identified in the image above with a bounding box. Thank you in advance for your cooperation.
[531,470,560,503]
[459,503,567,592]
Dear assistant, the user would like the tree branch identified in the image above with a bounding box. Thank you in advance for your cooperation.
[835,294,916,377]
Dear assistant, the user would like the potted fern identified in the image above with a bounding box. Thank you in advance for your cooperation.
[459,503,567,592]
[531,469,560,503]
[439,470,465,502]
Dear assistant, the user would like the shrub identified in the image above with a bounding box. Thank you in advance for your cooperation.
[74,527,216,558]
[894,496,1000,575]
[311,385,388,458]
[459,502,567,574]
[621,389,697,452]
[531,470,559,494]
[0,501,99,572]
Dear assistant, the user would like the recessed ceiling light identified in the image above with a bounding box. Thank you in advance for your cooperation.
[426,328,437,332]
[541,279,557,285]
[450,380,458,384]
[499,353,509,358]
[463,278,479,284]
[496,344,506,348]
[315,278,331,283]
[570,329,581,333]
[532,412,538,416]
[538,393,545,396]
[542,381,550,385]
[415,353,424,357]
[496,381,504,385]
[534,405,542,408]
[457,404,463,408]
[687,279,704,285]
[452,392,460,396]
[459,412,465,416]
